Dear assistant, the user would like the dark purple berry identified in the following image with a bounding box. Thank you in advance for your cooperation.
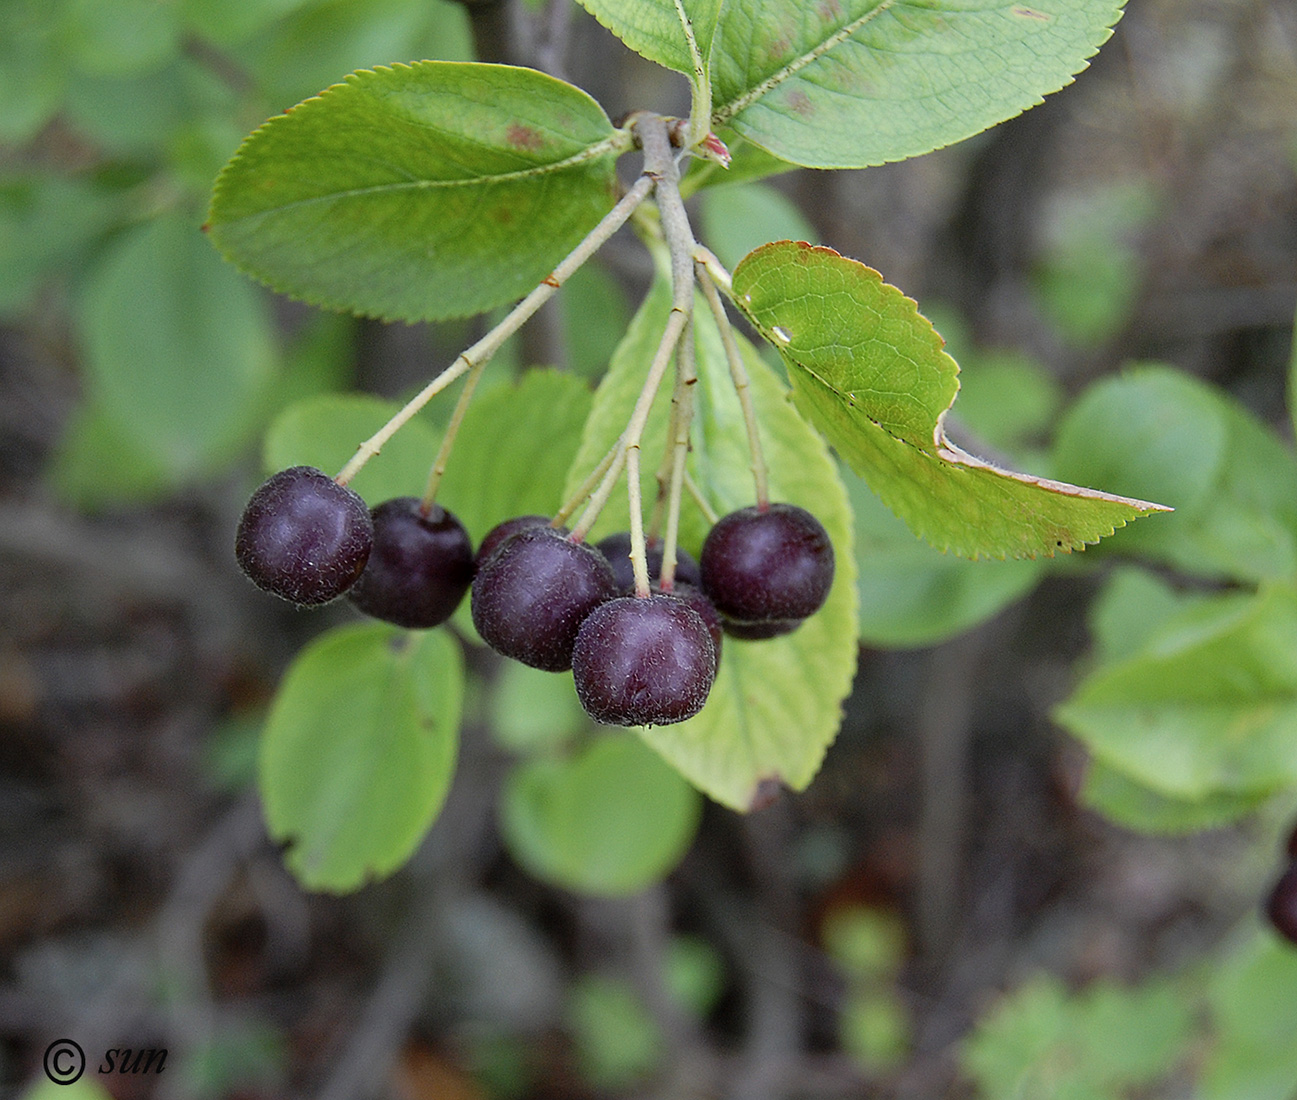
[596,531,702,593]
[660,581,723,664]
[701,503,834,624]
[471,526,617,671]
[235,466,372,606]
[476,514,551,567]
[1266,862,1297,945]
[1286,819,1297,861]
[572,593,716,726]
[722,617,801,640]
[346,498,474,628]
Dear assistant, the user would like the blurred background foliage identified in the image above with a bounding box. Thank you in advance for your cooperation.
[2,0,1297,1098]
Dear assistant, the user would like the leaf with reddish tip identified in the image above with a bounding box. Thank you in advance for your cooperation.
[732,241,1170,560]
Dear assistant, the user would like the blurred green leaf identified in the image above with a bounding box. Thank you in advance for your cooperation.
[1053,365,1297,582]
[262,392,440,506]
[488,663,587,753]
[557,259,631,380]
[230,0,472,109]
[1056,583,1297,803]
[699,180,819,271]
[850,471,1044,648]
[1080,759,1270,835]
[1202,930,1297,1100]
[963,974,1193,1099]
[840,989,909,1071]
[61,0,181,77]
[79,212,279,476]
[664,935,726,1019]
[822,906,907,982]
[437,369,594,545]
[46,399,177,509]
[710,0,1125,169]
[207,61,626,322]
[0,0,69,144]
[566,974,661,1089]
[260,622,463,891]
[1033,182,1158,347]
[949,350,1064,460]
[734,241,1168,560]
[500,734,702,896]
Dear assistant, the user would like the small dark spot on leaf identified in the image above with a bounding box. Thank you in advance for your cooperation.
[787,90,814,117]
[1011,6,1050,19]
[749,775,785,811]
[506,124,545,152]
[388,633,413,654]
[817,0,843,20]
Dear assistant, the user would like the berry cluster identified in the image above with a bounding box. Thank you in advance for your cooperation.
[235,466,834,727]
[1264,822,1297,945]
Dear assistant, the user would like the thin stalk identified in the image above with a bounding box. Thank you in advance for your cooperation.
[657,314,697,592]
[684,470,719,525]
[623,112,699,597]
[553,437,621,529]
[419,355,486,510]
[333,172,653,487]
[696,261,770,508]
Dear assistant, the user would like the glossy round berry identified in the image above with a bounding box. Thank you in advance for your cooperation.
[572,593,717,726]
[346,498,474,628]
[701,503,834,623]
[1265,862,1297,945]
[476,514,551,567]
[235,466,372,606]
[596,531,702,593]
[661,581,723,664]
[471,526,617,671]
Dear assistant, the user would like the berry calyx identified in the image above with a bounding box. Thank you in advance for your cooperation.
[476,514,551,567]
[572,593,717,726]
[1266,862,1297,945]
[235,466,373,606]
[471,526,617,671]
[346,498,474,629]
[700,503,834,624]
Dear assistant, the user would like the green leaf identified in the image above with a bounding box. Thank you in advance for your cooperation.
[565,260,858,809]
[79,212,279,476]
[46,399,177,509]
[1079,758,1270,835]
[558,259,633,381]
[733,241,1167,560]
[227,0,473,108]
[573,0,722,80]
[1052,365,1297,582]
[436,369,594,544]
[263,392,440,507]
[699,180,819,272]
[710,0,1125,169]
[962,974,1193,1099]
[488,663,588,753]
[849,471,1043,648]
[260,622,463,892]
[500,734,702,896]
[566,974,662,1089]
[1054,584,1297,803]
[207,61,627,322]
[1202,930,1297,1100]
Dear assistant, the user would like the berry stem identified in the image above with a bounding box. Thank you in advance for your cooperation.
[553,437,621,529]
[696,260,770,509]
[333,172,654,487]
[658,313,697,592]
[419,355,486,511]
[684,471,719,525]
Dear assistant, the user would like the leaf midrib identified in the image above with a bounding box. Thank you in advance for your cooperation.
[711,0,902,126]
[214,134,627,226]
